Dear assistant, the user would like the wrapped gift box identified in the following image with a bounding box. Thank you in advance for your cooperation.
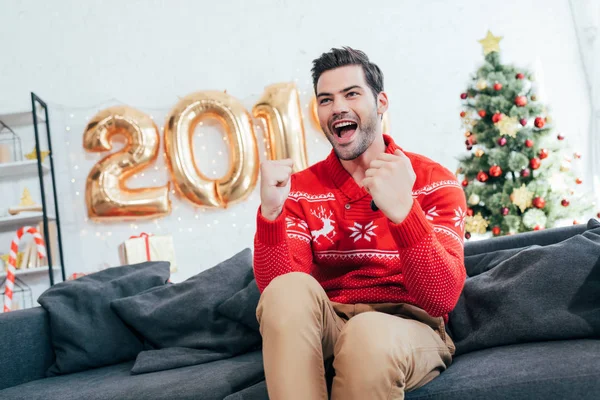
[119,233,177,273]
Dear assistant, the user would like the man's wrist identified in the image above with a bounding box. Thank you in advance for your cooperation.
[261,206,283,221]
[386,201,413,224]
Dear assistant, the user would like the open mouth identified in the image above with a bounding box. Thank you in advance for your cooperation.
[332,120,358,141]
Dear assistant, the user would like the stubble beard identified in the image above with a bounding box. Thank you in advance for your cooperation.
[324,110,379,161]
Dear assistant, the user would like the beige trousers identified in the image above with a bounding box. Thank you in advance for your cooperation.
[256,272,454,400]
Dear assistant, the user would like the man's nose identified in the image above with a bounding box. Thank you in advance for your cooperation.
[331,98,350,116]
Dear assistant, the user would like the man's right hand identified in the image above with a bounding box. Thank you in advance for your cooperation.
[260,159,294,221]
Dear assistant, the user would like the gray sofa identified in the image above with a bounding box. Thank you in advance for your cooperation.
[1,221,599,400]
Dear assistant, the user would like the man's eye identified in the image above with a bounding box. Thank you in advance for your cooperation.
[319,98,331,105]
[347,92,359,97]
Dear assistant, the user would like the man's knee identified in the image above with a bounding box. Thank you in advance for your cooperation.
[257,272,324,329]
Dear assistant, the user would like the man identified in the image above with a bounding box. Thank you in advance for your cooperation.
[253,46,467,400]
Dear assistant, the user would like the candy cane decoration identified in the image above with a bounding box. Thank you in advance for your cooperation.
[3,226,46,312]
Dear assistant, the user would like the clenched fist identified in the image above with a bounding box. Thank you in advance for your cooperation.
[260,159,294,221]
[362,150,416,224]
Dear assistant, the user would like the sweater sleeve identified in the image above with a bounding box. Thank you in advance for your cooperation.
[387,167,467,317]
[253,176,316,292]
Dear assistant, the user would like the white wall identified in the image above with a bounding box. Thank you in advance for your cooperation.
[0,0,593,302]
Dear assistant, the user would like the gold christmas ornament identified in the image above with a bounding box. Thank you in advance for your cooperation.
[19,188,35,206]
[511,184,534,212]
[475,149,485,157]
[1,252,25,270]
[560,162,571,172]
[497,116,519,138]
[476,79,488,90]
[464,131,472,138]
[478,30,503,55]
[468,193,481,205]
[465,213,489,234]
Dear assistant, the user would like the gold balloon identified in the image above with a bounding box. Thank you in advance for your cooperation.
[309,95,390,134]
[83,106,171,220]
[164,91,259,208]
[253,83,309,172]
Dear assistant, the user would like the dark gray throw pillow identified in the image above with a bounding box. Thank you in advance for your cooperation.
[217,279,261,332]
[449,218,600,356]
[110,248,260,357]
[37,261,170,376]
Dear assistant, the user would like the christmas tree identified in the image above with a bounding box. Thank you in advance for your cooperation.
[456,31,595,238]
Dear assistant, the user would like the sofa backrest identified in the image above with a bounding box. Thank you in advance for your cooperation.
[0,306,54,390]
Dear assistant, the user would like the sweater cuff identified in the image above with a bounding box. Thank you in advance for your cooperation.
[256,207,288,246]
[388,200,433,249]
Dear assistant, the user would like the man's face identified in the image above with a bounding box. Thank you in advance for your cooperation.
[316,65,387,160]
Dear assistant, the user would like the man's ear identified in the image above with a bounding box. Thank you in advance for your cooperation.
[377,91,389,118]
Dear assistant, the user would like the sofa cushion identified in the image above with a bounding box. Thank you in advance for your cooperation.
[449,218,600,356]
[405,339,600,400]
[0,350,265,400]
[111,248,261,373]
[217,279,261,332]
[37,261,170,376]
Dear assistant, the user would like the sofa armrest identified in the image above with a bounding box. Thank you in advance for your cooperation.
[0,306,54,390]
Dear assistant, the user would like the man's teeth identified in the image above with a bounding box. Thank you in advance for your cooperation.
[334,121,355,128]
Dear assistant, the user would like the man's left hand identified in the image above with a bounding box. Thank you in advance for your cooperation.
[362,149,416,224]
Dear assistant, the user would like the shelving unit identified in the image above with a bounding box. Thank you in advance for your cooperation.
[0,93,66,308]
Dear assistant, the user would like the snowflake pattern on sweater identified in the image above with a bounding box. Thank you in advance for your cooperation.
[253,135,467,322]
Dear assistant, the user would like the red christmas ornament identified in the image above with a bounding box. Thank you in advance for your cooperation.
[466,145,473,151]
[460,111,466,118]
[489,165,503,177]
[597,212,600,219]
[574,152,582,159]
[497,137,507,146]
[557,134,565,140]
[521,168,531,178]
[525,139,534,148]
[534,225,542,231]
[492,113,503,123]
[477,171,489,182]
[460,93,468,99]
[561,199,570,207]
[467,208,474,217]
[516,73,525,80]
[492,226,501,236]
[532,197,546,209]
[576,178,583,185]
[501,207,510,216]
[493,82,503,91]
[466,136,477,146]
[539,149,549,159]
[520,118,528,126]
[573,220,579,225]
[462,179,469,187]
[530,157,541,170]
[465,232,471,239]
[534,117,545,128]
[478,110,487,118]
[515,96,528,107]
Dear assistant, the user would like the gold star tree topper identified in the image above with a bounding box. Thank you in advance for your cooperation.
[478,30,503,55]
[511,184,534,212]
[25,147,50,162]
[497,115,519,138]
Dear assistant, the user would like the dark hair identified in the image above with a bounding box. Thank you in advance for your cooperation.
[311,46,384,99]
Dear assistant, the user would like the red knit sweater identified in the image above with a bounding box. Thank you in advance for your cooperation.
[253,135,467,322]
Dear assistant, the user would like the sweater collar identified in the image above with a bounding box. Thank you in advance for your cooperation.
[325,134,401,201]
